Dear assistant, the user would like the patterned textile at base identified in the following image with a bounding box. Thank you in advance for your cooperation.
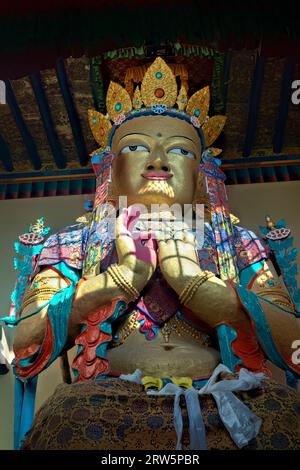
[22,378,300,450]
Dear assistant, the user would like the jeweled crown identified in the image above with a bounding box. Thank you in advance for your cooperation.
[88,57,226,156]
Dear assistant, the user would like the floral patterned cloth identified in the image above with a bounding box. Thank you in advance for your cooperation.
[22,377,300,450]
[36,221,269,277]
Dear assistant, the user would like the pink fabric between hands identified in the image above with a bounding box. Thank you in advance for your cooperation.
[118,206,157,266]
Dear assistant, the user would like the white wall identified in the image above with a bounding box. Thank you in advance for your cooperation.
[0,195,86,450]
[0,181,300,449]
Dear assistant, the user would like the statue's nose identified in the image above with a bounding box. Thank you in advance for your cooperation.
[146,151,170,172]
[146,162,170,172]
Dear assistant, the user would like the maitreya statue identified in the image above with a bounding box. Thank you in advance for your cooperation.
[7,57,300,450]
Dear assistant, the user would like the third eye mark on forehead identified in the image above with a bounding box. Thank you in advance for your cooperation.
[119,132,196,144]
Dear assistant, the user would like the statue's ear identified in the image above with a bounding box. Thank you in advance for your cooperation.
[107,166,119,206]
[192,172,211,221]
[193,172,207,205]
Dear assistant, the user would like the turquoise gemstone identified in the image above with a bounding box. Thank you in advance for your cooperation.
[156,72,163,79]
[115,102,122,112]
[194,109,200,117]
[92,116,97,124]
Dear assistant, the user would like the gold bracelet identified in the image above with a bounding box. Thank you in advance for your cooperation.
[24,287,59,299]
[22,286,59,310]
[22,295,55,310]
[107,264,140,301]
[179,271,215,305]
[22,290,58,305]
[107,264,140,300]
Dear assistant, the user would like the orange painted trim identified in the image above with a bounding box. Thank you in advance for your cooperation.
[14,315,54,378]
[48,265,71,285]
[247,266,265,290]
[72,297,125,382]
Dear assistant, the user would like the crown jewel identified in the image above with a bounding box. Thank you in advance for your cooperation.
[88,57,226,152]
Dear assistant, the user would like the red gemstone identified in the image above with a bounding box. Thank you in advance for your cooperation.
[154,88,165,98]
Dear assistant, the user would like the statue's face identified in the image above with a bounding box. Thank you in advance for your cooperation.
[111,116,202,208]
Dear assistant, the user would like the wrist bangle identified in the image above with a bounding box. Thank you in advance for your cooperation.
[22,286,60,310]
[179,271,215,305]
[107,264,140,302]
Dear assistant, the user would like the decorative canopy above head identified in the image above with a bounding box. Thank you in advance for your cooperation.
[88,57,227,157]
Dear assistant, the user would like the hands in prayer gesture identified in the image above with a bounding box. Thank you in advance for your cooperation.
[115,206,202,296]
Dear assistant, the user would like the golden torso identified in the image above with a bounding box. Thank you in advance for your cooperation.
[107,314,220,378]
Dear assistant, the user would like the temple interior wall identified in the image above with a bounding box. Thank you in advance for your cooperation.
[1,180,300,449]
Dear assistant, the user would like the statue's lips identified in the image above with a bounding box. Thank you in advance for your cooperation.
[141,171,173,180]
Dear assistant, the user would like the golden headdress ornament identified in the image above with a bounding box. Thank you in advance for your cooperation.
[88,57,226,154]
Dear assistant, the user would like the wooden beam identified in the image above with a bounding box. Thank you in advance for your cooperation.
[0,133,13,171]
[273,58,295,154]
[243,55,266,157]
[30,72,67,169]
[5,80,42,170]
[55,59,88,166]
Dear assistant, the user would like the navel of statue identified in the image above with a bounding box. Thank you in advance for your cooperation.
[10,58,300,450]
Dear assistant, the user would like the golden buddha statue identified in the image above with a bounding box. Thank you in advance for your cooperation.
[11,58,300,450]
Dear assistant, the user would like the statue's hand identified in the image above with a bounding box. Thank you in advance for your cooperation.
[157,230,201,293]
[115,206,157,292]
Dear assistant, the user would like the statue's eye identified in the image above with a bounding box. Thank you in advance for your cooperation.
[168,147,196,160]
[121,145,149,154]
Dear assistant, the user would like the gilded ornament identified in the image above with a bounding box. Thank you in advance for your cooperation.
[206,147,222,158]
[186,86,210,125]
[106,82,132,123]
[88,58,227,154]
[107,264,139,301]
[133,86,142,111]
[88,109,112,148]
[141,57,177,107]
[202,115,227,147]
[179,271,215,305]
[176,85,188,111]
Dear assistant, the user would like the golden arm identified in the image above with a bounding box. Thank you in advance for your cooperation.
[13,264,145,354]
[178,260,300,364]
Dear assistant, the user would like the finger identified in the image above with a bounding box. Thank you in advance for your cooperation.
[174,230,184,241]
[127,205,142,234]
[183,230,196,245]
[150,228,166,243]
[115,208,130,238]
